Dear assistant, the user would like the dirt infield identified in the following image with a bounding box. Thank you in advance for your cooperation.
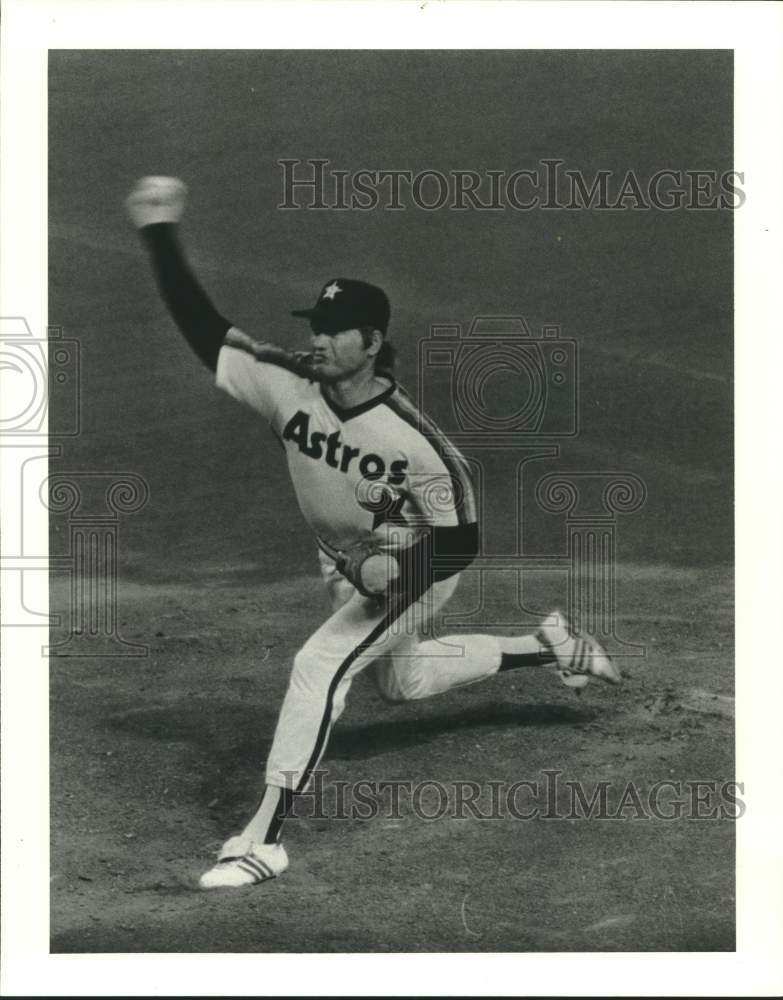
[50,567,734,952]
[49,51,734,952]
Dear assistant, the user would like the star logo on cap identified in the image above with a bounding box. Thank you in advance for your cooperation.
[322,281,342,300]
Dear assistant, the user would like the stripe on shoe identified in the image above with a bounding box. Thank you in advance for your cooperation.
[570,637,578,673]
[235,860,265,885]
[250,856,276,880]
[236,856,275,882]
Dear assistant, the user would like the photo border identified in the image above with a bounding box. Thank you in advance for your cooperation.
[2,1,781,995]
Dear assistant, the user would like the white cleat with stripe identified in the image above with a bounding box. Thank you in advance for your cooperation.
[540,609,622,689]
[199,836,288,890]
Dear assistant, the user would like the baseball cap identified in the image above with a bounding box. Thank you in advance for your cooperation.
[291,278,390,335]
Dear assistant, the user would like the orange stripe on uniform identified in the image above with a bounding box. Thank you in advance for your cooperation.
[382,388,477,524]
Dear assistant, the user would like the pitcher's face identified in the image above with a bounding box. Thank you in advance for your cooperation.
[309,327,375,383]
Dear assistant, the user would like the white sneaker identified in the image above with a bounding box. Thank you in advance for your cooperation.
[198,835,288,890]
[539,609,622,688]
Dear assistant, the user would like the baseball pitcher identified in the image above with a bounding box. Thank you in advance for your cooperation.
[126,177,621,890]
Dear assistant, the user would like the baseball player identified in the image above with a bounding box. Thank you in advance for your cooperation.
[126,176,621,891]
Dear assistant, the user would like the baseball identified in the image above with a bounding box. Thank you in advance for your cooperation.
[126,176,188,228]
[360,552,400,595]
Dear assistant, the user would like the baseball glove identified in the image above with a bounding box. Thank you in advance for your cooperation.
[335,535,401,599]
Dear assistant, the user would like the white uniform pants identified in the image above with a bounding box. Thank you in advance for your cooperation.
[265,551,502,791]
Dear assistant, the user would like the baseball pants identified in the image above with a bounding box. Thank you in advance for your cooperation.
[265,550,502,792]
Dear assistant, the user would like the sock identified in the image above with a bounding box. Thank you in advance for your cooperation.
[497,633,555,672]
[241,784,294,845]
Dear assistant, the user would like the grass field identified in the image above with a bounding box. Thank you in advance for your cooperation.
[49,50,734,952]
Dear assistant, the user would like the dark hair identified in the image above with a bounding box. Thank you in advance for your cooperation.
[360,326,396,374]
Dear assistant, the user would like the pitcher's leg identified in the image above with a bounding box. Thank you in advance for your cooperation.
[371,577,560,703]
[264,569,451,797]
[374,632,503,702]
[264,592,392,793]
[227,559,396,862]
[374,626,573,701]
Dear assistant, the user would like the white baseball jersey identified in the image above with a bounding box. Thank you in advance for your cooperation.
[215,330,476,553]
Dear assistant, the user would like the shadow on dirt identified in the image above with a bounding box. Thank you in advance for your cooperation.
[328,700,597,760]
[106,696,597,815]
[108,696,595,759]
